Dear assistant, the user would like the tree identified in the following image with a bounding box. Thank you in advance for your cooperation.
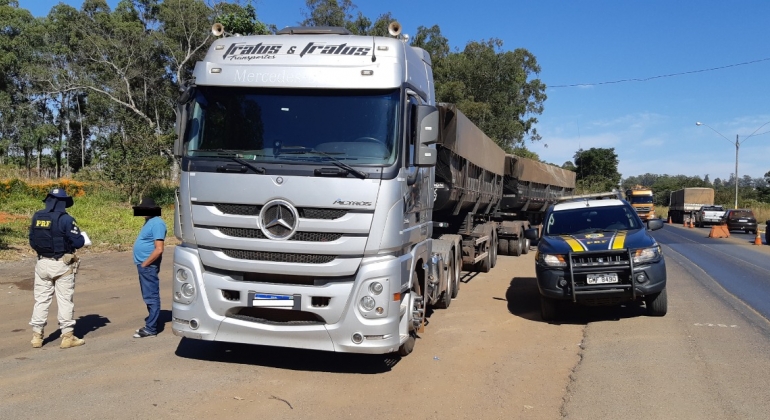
[574,148,621,192]
[562,161,576,171]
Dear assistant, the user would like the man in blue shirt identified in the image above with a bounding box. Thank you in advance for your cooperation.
[132,197,167,338]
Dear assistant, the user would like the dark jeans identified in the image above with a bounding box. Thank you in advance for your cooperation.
[137,264,161,334]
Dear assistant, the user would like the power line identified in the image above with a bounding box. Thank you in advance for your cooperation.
[550,57,770,88]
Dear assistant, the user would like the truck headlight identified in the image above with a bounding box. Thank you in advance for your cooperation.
[539,254,567,267]
[633,246,661,264]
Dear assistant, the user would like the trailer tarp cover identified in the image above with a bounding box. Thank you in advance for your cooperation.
[505,155,576,189]
[438,104,505,176]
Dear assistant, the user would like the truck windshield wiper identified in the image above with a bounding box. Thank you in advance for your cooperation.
[276,147,367,179]
[190,149,266,174]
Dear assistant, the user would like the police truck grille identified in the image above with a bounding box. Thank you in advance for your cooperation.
[222,249,336,264]
[217,227,342,242]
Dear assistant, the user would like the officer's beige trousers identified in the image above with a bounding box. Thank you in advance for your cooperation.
[29,259,77,334]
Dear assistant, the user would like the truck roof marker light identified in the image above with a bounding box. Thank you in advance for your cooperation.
[211,68,222,74]
[361,70,374,76]
[377,46,389,51]
[215,45,224,50]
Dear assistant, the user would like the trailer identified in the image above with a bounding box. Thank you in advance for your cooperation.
[668,188,715,224]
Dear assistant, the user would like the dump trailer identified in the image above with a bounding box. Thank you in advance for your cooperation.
[497,155,576,255]
[669,188,715,223]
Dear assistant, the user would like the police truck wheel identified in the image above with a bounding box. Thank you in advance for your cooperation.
[540,296,558,321]
[645,288,668,316]
[498,239,509,256]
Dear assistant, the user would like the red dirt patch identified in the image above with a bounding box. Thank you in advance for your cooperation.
[0,212,25,223]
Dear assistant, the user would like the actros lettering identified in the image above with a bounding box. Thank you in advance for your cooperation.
[333,199,372,206]
[299,42,371,57]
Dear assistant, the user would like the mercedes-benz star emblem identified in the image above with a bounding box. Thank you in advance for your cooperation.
[259,199,298,240]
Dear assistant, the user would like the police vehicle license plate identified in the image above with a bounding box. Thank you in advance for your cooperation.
[252,293,294,307]
[586,273,619,284]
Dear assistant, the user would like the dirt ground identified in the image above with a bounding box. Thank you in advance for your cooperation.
[0,248,583,420]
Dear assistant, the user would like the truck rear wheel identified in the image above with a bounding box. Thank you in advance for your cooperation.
[498,239,509,256]
[434,255,454,309]
[490,230,498,268]
[477,248,491,273]
[522,238,531,254]
[451,250,460,298]
[510,237,523,256]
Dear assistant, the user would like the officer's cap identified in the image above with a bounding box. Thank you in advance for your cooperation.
[45,188,74,208]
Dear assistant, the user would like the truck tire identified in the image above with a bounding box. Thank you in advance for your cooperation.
[490,230,498,268]
[477,248,491,273]
[398,334,415,357]
[540,296,558,321]
[451,250,460,299]
[510,237,523,257]
[434,255,454,309]
[498,239,509,256]
[645,288,668,316]
[522,238,531,254]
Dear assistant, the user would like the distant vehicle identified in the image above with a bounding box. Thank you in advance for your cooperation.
[524,192,667,321]
[694,205,726,227]
[722,209,757,234]
[625,186,655,220]
[669,187,714,224]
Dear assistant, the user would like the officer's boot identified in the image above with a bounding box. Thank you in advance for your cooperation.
[31,330,44,348]
[60,332,85,349]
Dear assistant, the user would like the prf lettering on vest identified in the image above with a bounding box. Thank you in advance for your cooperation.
[36,220,51,228]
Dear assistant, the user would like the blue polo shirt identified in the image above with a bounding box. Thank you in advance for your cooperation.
[133,216,167,265]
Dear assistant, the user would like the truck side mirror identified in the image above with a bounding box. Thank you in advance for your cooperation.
[173,103,188,158]
[413,105,438,167]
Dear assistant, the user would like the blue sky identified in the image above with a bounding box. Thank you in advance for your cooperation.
[21,0,770,182]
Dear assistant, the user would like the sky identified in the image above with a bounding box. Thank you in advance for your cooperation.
[19,0,770,182]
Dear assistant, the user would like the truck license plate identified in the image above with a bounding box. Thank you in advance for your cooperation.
[252,293,294,308]
[586,273,619,284]
[739,219,748,222]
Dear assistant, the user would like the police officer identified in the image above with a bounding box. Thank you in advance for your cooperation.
[29,188,86,349]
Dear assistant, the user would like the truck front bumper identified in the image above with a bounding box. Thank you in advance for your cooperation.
[171,246,410,354]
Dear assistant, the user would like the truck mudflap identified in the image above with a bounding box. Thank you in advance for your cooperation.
[567,249,636,303]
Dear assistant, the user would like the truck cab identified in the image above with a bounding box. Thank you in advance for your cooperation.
[625,186,655,220]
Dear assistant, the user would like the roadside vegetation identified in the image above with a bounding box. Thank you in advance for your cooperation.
[0,173,176,260]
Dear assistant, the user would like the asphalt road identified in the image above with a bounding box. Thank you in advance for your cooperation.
[1,231,769,419]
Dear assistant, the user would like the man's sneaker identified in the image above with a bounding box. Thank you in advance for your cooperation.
[133,328,157,338]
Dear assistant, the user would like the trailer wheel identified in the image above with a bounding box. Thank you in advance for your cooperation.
[498,239,509,256]
[522,238,531,254]
[510,237,523,256]
[477,246,491,273]
[490,230,498,268]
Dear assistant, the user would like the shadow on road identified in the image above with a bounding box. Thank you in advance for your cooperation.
[460,271,480,284]
[157,310,172,333]
[41,313,111,345]
[174,338,401,374]
[505,277,650,325]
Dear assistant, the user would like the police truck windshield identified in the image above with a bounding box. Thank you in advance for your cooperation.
[546,205,642,235]
[184,86,400,166]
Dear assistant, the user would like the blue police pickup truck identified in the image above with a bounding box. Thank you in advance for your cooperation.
[524,192,667,321]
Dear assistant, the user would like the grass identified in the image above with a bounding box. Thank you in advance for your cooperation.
[0,179,176,261]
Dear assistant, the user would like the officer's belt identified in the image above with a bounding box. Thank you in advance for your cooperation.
[38,255,63,261]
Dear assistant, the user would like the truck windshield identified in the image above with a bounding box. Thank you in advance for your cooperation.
[629,196,653,204]
[184,86,400,166]
[546,205,642,235]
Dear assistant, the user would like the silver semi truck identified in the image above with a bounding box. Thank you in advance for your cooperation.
[170,23,569,356]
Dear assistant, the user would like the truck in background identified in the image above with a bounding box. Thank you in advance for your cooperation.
[170,22,573,357]
[668,188,715,224]
[625,186,655,220]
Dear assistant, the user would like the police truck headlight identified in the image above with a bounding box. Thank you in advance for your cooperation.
[539,253,567,267]
[181,283,195,298]
[633,246,661,264]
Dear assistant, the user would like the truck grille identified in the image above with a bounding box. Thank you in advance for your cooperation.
[635,206,652,212]
[222,249,336,264]
[217,227,343,242]
[213,203,348,220]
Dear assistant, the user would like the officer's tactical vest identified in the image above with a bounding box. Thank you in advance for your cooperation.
[30,211,67,257]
